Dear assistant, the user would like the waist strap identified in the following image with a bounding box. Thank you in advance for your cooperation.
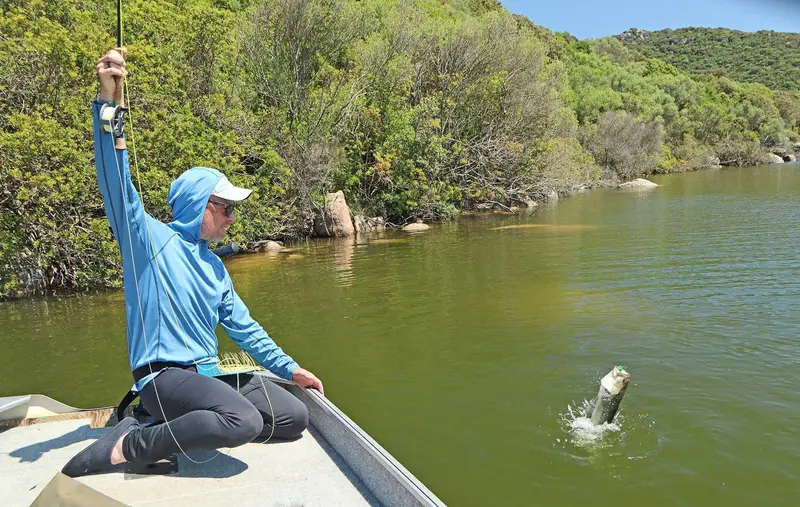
[117,362,198,422]
[132,361,197,383]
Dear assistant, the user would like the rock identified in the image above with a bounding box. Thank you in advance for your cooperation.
[402,222,430,232]
[213,243,240,258]
[767,153,785,164]
[783,154,796,162]
[704,155,722,168]
[547,190,558,202]
[313,190,355,237]
[250,240,284,253]
[353,216,386,234]
[618,178,658,189]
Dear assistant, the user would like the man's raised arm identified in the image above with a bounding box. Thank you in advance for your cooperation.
[93,48,149,250]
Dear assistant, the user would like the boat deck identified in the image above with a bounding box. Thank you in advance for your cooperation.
[0,382,445,507]
[1,417,377,506]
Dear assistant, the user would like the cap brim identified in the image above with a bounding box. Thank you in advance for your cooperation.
[212,185,252,202]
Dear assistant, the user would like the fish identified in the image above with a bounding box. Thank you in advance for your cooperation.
[589,366,631,425]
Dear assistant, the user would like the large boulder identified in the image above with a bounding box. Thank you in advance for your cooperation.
[767,153,785,164]
[314,191,355,237]
[618,178,658,189]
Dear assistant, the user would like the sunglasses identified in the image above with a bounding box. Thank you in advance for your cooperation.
[208,199,235,217]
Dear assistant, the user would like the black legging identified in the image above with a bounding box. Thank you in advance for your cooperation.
[121,368,309,464]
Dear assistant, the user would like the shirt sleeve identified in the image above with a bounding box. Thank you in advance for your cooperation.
[92,100,151,255]
[217,271,299,380]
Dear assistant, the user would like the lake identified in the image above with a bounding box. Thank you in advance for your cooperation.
[2,163,798,506]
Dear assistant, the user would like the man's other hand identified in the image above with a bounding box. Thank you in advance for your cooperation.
[96,48,128,103]
[292,367,324,396]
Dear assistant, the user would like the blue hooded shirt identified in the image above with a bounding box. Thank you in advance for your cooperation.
[92,100,299,392]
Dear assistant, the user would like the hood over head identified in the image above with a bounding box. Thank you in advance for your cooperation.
[167,166,224,243]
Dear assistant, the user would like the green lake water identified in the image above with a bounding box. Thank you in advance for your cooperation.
[2,164,799,506]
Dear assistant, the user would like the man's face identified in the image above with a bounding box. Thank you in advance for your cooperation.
[201,197,235,243]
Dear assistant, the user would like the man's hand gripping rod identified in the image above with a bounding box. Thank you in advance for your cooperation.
[99,49,128,151]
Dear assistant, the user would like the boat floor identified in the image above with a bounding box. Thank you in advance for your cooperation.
[1,416,380,507]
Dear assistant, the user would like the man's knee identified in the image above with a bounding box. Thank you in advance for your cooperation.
[280,398,309,439]
[225,404,264,447]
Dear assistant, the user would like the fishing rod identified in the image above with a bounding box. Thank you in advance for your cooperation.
[99,0,127,150]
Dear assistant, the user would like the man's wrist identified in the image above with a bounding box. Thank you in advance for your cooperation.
[97,92,115,105]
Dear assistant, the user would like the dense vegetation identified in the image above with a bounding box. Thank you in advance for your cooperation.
[2,0,800,298]
[616,27,800,92]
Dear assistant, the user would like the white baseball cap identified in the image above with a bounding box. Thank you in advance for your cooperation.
[211,175,252,202]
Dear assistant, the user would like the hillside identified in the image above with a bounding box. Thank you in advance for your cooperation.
[616,27,800,91]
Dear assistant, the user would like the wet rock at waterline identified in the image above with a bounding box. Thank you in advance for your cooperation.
[314,191,355,237]
[402,222,430,232]
[250,240,285,253]
[767,153,785,164]
[784,154,796,162]
[354,215,386,234]
[618,178,658,189]
[213,243,240,258]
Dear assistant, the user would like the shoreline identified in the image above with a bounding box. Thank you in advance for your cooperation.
[3,157,798,302]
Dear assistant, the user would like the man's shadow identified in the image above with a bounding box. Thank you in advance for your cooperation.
[8,423,248,479]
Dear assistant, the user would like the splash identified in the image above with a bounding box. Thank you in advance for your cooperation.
[556,397,662,467]
[559,399,621,449]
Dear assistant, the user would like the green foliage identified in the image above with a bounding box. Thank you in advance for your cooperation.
[617,27,800,91]
[2,0,799,297]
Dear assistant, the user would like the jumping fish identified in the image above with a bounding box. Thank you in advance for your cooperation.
[589,366,631,425]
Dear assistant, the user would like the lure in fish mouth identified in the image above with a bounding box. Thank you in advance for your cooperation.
[589,366,631,425]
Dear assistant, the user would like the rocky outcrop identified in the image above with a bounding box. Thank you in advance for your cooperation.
[313,191,355,237]
[617,28,650,43]
[767,153,785,164]
[618,178,658,189]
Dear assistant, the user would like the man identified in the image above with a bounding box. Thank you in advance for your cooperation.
[62,48,324,477]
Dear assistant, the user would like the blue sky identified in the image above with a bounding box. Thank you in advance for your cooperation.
[500,0,800,40]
